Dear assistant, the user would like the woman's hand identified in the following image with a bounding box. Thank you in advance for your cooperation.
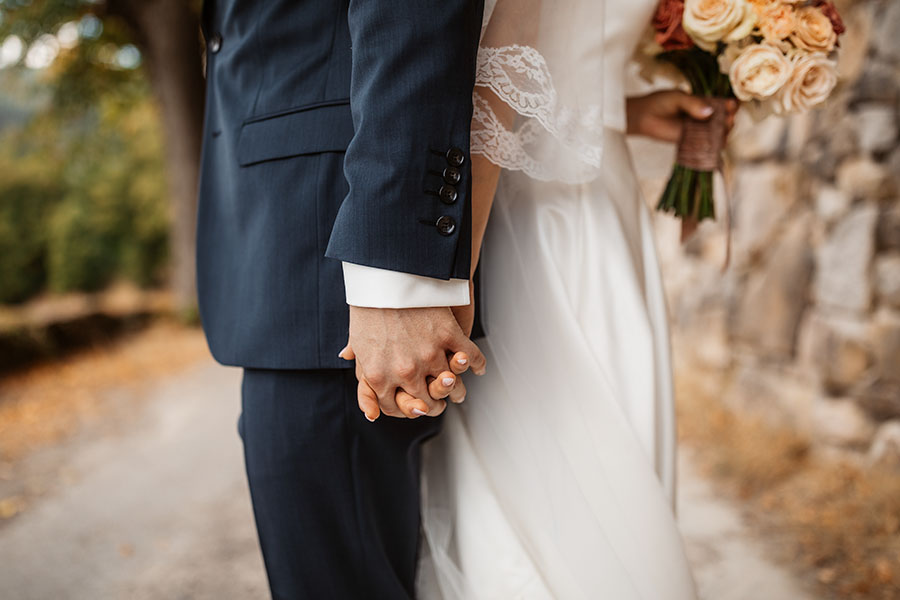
[626,90,737,144]
[627,91,738,242]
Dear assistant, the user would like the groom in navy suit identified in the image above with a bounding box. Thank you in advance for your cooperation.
[196,0,486,597]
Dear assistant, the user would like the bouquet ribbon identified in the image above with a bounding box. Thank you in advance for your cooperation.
[675,98,733,272]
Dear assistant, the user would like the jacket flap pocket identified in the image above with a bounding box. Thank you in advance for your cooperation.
[238,100,354,166]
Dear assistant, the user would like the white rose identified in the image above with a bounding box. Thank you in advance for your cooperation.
[683,0,758,52]
[725,1,758,41]
[729,43,792,101]
[777,52,838,112]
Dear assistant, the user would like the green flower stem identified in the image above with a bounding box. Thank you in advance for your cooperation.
[654,48,735,223]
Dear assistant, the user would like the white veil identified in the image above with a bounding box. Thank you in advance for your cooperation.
[472,0,607,184]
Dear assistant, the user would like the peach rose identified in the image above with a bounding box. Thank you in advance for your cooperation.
[814,0,845,41]
[756,2,796,43]
[777,52,838,112]
[729,43,792,101]
[683,0,758,52]
[746,0,780,10]
[790,6,837,53]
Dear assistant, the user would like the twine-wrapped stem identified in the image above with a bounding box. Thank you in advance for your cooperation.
[676,97,729,172]
[655,48,735,269]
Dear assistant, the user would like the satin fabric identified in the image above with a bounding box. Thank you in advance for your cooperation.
[416,128,699,599]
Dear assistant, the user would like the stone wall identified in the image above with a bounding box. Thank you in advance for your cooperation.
[649,0,900,470]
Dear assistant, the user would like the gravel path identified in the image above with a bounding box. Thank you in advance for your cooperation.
[677,449,815,600]
[0,361,814,599]
[0,363,266,600]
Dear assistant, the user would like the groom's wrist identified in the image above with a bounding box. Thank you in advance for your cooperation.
[341,262,470,309]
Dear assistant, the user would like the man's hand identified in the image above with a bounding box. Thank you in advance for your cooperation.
[342,306,486,421]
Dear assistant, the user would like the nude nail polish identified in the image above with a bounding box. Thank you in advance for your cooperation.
[412,408,428,416]
[365,414,376,422]
[457,358,468,365]
[442,377,455,386]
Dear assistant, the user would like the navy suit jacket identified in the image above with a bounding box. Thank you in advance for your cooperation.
[197,0,485,370]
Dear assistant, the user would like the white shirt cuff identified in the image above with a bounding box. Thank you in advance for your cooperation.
[341,262,470,308]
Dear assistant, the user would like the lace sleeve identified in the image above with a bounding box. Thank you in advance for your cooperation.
[471,0,608,184]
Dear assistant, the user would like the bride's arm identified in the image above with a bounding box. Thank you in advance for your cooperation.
[470,158,501,276]
[451,90,514,335]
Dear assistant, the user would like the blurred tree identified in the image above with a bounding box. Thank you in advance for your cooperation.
[0,165,56,303]
[45,96,169,293]
[0,76,170,301]
[0,0,205,315]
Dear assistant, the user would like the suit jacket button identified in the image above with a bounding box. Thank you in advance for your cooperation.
[446,147,465,167]
[436,215,456,236]
[442,166,461,185]
[209,32,223,53]
[439,185,458,204]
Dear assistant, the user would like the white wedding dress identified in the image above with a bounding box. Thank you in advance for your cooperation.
[416,0,699,598]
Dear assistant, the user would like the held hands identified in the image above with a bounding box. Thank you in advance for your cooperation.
[340,305,485,422]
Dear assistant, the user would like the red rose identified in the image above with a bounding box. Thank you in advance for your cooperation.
[653,0,694,51]
[814,0,846,37]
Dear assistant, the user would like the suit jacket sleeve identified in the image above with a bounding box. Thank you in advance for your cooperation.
[324,0,485,284]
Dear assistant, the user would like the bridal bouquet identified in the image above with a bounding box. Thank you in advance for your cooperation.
[650,0,845,222]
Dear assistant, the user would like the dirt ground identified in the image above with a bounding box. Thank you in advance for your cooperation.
[0,324,820,599]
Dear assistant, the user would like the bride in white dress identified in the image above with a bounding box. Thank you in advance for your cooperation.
[415,0,715,597]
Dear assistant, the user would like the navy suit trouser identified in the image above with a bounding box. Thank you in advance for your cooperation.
[238,368,444,599]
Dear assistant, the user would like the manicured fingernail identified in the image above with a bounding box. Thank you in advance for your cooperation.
[457,357,467,365]
[699,105,714,117]
[365,414,376,422]
[412,408,428,416]
[338,346,348,358]
[442,377,455,386]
